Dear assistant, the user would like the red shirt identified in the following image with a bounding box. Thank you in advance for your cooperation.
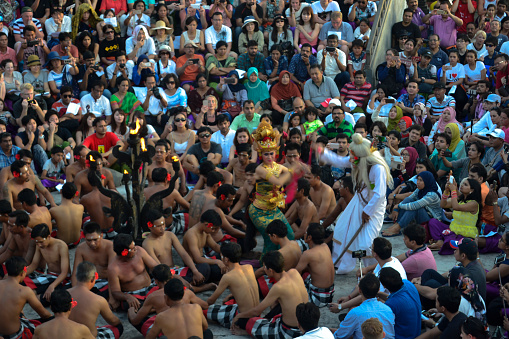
[82,132,119,153]
[496,66,509,89]
[455,0,477,33]
[52,99,82,117]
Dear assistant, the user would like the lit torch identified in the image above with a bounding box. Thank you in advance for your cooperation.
[140,138,147,152]
[130,119,141,135]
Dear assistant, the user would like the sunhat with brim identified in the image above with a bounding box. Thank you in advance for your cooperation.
[27,55,42,67]
[44,51,68,67]
[150,20,173,34]
[242,16,258,29]
[158,45,172,54]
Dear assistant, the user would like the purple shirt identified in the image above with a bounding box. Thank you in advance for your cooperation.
[430,15,458,49]
[411,7,428,39]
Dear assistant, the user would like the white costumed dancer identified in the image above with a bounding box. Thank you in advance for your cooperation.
[319,133,393,274]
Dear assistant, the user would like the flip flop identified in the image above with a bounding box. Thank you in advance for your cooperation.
[381,231,402,238]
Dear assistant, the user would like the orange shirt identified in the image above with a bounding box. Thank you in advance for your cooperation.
[480,181,495,225]
[176,54,204,82]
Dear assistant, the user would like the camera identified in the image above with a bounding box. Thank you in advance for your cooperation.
[352,250,366,259]
[152,88,162,100]
[27,40,38,47]
[385,98,395,104]
[326,46,336,53]
[189,58,199,64]
[119,63,126,69]
[442,151,452,158]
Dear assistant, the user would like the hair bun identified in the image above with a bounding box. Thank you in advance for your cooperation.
[352,133,364,145]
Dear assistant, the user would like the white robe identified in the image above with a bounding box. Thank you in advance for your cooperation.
[321,150,388,274]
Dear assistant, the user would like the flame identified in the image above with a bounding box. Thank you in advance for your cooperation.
[171,156,179,162]
[89,155,95,162]
[140,138,147,152]
[130,119,141,135]
[123,170,128,175]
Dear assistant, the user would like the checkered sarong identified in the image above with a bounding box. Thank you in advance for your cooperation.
[96,325,122,339]
[2,318,40,339]
[246,314,301,339]
[304,275,334,307]
[207,303,239,328]
[257,275,276,298]
[296,239,309,253]
[140,315,160,337]
[23,271,70,294]
[167,213,189,235]
[125,282,158,301]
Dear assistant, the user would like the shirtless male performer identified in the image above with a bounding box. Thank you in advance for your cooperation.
[285,178,319,239]
[50,183,84,246]
[18,188,53,231]
[0,257,52,339]
[26,223,71,304]
[306,165,337,220]
[225,143,251,187]
[183,209,227,283]
[232,251,309,338]
[295,223,335,307]
[128,264,209,336]
[142,209,210,289]
[0,199,12,248]
[188,171,224,227]
[71,222,115,298]
[33,290,94,339]
[68,262,124,339]
[74,151,116,198]
[146,279,212,339]
[3,160,56,210]
[65,145,88,183]
[206,242,260,328]
[147,140,186,194]
[0,211,32,267]
[108,233,158,311]
[144,168,190,234]
[80,171,114,236]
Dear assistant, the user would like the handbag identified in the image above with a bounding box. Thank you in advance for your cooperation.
[277,98,293,112]
[62,65,81,99]
[260,98,272,110]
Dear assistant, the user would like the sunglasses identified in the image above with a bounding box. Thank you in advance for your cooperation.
[486,44,495,47]
[175,118,186,122]
[62,94,73,98]
[199,133,211,138]
[168,81,175,84]
[275,20,284,23]
[105,31,114,34]
[160,51,170,55]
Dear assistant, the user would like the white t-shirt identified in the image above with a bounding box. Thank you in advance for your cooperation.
[155,59,176,78]
[106,61,135,81]
[205,25,232,49]
[311,1,340,14]
[296,327,335,339]
[443,63,465,83]
[125,36,156,58]
[464,61,486,82]
[353,26,371,40]
[80,94,113,117]
[373,257,408,293]
[133,87,166,115]
[467,43,488,59]
[45,16,72,37]
[316,48,346,78]
[285,3,311,24]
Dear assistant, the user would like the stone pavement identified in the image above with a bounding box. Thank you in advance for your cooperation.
[22,188,500,338]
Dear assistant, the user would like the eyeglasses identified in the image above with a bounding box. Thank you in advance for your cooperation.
[175,118,186,122]
[199,133,211,138]
[486,44,495,47]
[62,94,73,98]
[168,81,175,84]
[105,31,114,34]
[399,36,408,40]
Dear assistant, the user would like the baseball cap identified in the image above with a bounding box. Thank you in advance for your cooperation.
[421,49,432,58]
[21,6,33,13]
[485,93,501,103]
[449,238,477,257]
[488,128,505,139]
[433,82,445,89]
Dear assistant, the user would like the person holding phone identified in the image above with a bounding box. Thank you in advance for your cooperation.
[176,41,205,93]
[124,0,151,36]
[422,1,463,49]
[126,25,157,61]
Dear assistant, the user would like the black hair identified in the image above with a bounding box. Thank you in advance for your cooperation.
[21,115,36,127]
[92,116,107,127]
[17,149,33,161]
[11,160,26,176]
[371,121,388,136]
[236,143,251,154]
[340,176,354,193]
[113,233,133,256]
[262,251,284,273]
[216,184,236,200]
[408,124,424,136]
[310,164,321,178]
[372,237,392,260]
[416,157,438,179]
[8,210,29,227]
[296,302,320,333]
[221,242,242,263]
[316,136,329,145]
[61,182,78,200]
[5,256,27,277]
[354,122,368,132]
[246,163,258,173]
[197,126,213,135]
[216,114,229,125]
[437,286,461,313]
[148,209,164,224]
[31,223,50,238]
[359,273,380,299]
[17,188,37,206]
[469,163,487,182]
[45,110,59,122]
[246,40,259,48]
[285,142,301,154]
[215,40,228,51]
[153,264,172,283]
[58,32,71,42]
[199,161,216,176]
[402,222,426,245]
[164,278,184,300]
[0,200,12,215]
[378,267,404,293]
[51,146,63,155]
[461,317,488,339]
[306,223,325,244]
[50,290,73,313]
[458,179,482,234]
[155,140,170,152]
[152,167,169,183]
[468,141,485,159]
[206,171,224,188]
[200,209,222,226]
[435,132,451,147]
[83,222,101,235]
[266,220,288,238]
[297,178,310,196]
[336,133,349,142]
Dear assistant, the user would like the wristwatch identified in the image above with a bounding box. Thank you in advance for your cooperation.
[421,77,425,82]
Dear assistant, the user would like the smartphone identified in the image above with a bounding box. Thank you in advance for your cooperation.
[393,156,403,163]
[203,99,209,107]
[505,144,509,154]
[224,77,236,84]
[143,62,151,67]
[326,46,335,52]
[63,59,71,64]
[437,9,446,14]
[134,9,142,14]
[329,143,339,150]
[377,136,387,142]
[413,56,421,62]
[449,175,454,184]
[386,98,395,104]
[190,58,199,64]
[443,151,452,157]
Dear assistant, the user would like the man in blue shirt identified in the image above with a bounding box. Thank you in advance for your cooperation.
[379,268,421,339]
[331,274,395,339]
[237,40,267,81]
[0,133,21,170]
[289,43,317,88]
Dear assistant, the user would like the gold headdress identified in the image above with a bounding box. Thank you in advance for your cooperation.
[253,122,279,152]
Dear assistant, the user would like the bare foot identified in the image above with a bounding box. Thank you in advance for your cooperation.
[428,240,443,251]
[381,225,401,236]
[193,283,217,293]
[231,325,248,336]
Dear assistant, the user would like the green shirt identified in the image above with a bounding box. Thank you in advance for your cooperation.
[318,120,354,141]
[230,113,261,133]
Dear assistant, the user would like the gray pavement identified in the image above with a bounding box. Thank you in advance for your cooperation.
[23,187,500,338]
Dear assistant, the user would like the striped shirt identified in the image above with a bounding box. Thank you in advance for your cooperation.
[12,19,43,38]
[340,82,372,108]
[425,95,456,116]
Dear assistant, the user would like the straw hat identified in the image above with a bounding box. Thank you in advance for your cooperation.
[27,55,42,67]
[150,20,172,34]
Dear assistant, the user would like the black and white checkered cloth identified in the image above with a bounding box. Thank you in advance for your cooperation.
[96,325,122,339]
[296,239,309,253]
[304,275,334,307]
[246,315,301,339]
[2,317,40,339]
[167,213,188,235]
[23,271,70,294]
[207,303,239,328]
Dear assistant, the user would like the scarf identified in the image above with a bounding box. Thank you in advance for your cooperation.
[270,70,301,101]
[446,122,461,152]
[413,102,427,126]
[72,3,102,42]
[449,267,485,315]
[404,146,418,176]
[245,67,270,104]
[226,70,246,93]
[417,171,440,199]
[400,116,413,137]
[437,107,460,134]
[387,106,403,132]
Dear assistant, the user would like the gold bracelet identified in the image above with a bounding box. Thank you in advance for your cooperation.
[265,171,272,181]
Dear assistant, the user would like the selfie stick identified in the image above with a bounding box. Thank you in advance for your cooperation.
[334,222,366,266]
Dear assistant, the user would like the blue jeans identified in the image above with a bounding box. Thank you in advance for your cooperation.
[397,196,431,228]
